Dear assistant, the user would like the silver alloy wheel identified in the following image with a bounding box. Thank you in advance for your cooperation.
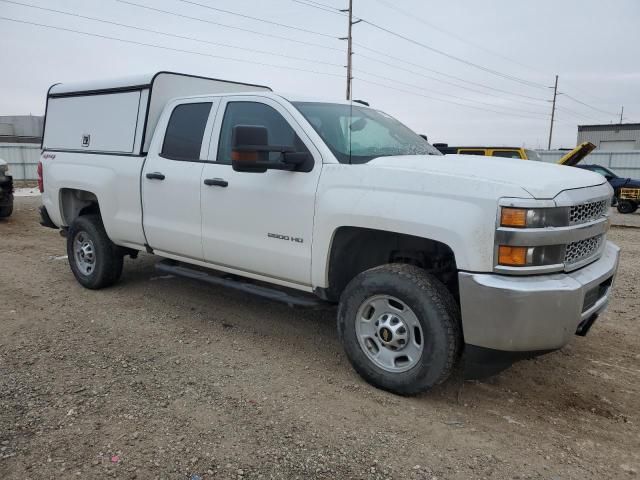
[355,294,424,373]
[73,231,96,276]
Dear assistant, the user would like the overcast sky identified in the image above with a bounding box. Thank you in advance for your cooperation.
[2,0,639,148]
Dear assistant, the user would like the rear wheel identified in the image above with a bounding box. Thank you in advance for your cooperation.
[617,200,638,214]
[67,214,123,289]
[337,264,462,395]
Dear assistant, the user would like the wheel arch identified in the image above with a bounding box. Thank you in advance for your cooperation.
[59,188,101,226]
[318,226,459,303]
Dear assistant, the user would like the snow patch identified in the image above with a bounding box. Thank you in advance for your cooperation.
[14,187,41,197]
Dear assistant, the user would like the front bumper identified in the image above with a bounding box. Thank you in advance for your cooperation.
[459,240,620,353]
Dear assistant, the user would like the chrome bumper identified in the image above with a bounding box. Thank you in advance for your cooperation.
[459,241,620,352]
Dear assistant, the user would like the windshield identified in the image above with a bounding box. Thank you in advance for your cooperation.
[588,165,618,178]
[293,102,441,164]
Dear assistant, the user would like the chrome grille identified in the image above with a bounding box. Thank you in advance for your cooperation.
[569,200,607,225]
[564,235,603,265]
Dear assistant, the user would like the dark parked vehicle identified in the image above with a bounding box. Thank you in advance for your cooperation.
[576,164,640,214]
[0,158,14,218]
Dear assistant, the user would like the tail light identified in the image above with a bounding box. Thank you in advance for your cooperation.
[37,161,44,192]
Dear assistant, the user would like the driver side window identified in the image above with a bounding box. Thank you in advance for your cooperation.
[217,101,308,164]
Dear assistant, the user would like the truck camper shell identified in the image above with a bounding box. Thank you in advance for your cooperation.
[42,71,271,156]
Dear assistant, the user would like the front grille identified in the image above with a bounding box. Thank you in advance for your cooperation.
[564,235,603,265]
[569,200,607,225]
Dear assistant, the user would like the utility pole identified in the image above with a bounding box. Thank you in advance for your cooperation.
[340,0,360,100]
[547,74,558,150]
[619,105,624,124]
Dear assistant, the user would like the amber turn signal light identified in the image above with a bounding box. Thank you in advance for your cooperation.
[498,245,528,266]
[500,207,527,228]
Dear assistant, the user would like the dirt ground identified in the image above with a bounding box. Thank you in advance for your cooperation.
[1,196,639,480]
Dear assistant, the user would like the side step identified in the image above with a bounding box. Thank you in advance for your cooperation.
[155,260,327,308]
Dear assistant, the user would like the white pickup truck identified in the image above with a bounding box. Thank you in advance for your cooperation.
[39,71,620,395]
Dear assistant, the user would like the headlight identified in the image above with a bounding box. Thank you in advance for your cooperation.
[497,245,564,267]
[500,207,568,228]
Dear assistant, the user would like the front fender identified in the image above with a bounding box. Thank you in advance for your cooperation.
[311,164,531,288]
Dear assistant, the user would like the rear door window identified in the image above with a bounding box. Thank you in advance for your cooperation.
[161,102,212,161]
[458,149,486,156]
[491,150,523,159]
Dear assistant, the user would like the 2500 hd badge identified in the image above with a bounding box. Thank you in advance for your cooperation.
[268,233,304,243]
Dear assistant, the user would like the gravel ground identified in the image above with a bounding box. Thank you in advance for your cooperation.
[1,197,639,480]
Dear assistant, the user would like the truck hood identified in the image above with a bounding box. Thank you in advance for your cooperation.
[367,154,607,199]
[556,142,597,166]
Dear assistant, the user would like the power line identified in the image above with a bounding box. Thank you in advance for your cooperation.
[292,0,346,16]
[353,51,550,111]
[351,43,550,103]
[0,0,344,68]
[296,0,550,90]
[562,93,618,118]
[293,0,617,121]
[175,0,338,39]
[355,68,550,117]
[356,19,550,90]
[353,45,555,107]
[556,105,605,123]
[116,0,343,52]
[353,77,549,120]
[0,16,346,79]
[370,0,546,75]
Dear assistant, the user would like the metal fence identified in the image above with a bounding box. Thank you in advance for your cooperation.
[2,142,640,181]
[537,150,640,178]
[0,143,41,180]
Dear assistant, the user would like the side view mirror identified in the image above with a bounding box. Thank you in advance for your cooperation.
[231,125,312,173]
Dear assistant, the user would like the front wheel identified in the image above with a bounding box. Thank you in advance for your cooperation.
[617,200,638,214]
[337,264,462,395]
[67,214,123,289]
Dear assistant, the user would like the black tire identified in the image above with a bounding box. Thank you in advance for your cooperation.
[0,203,12,218]
[617,200,638,214]
[67,214,123,289]
[337,264,462,395]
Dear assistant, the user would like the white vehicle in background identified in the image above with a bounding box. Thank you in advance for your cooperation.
[38,71,620,395]
[0,158,14,218]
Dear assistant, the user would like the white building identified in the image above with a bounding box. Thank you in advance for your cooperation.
[577,123,640,151]
[0,115,44,181]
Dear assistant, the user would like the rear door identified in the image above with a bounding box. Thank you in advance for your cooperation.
[199,96,322,287]
[142,98,219,260]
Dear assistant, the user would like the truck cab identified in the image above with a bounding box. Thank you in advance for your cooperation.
[39,72,620,395]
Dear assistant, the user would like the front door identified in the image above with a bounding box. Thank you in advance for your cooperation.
[200,96,322,287]
[142,99,218,260]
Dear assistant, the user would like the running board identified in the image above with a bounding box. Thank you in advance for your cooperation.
[155,260,326,308]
